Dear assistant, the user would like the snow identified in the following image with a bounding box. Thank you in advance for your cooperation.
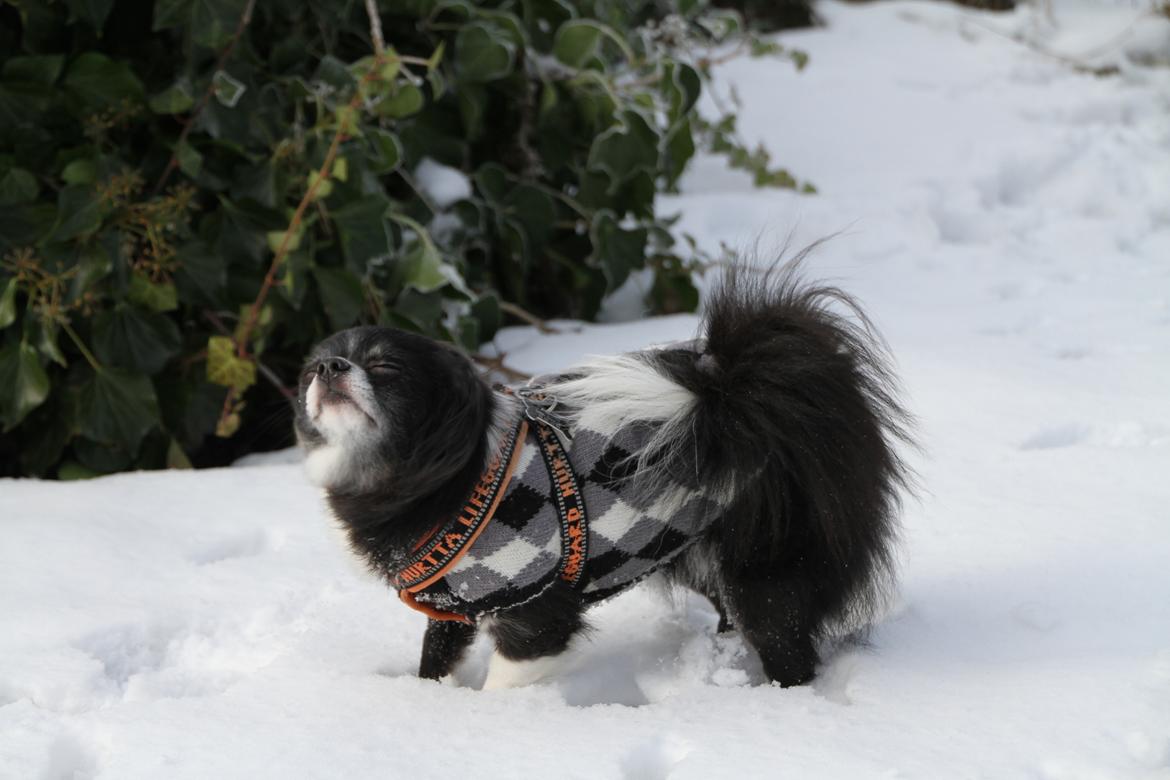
[4,2,1170,777]
[413,158,472,209]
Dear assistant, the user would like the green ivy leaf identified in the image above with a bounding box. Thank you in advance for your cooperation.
[266,225,304,255]
[332,195,391,273]
[58,461,101,481]
[128,273,179,312]
[73,435,133,473]
[663,117,696,189]
[49,185,107,243]
[0,168,39,206]
[0,341,51,431]
[167,438,193,469]
[93,306,183,375]
[2,54,65,86]
[312,266,366,331]
[376,83,424,118]
[212,70,246,107]
[470,293,501,343]
[29,319,67,367]
[591,210,647,292]
[367,129,403,174]
[663,62,701,124]
[149,80,195,114]
[63,52,145,108]
[191,0,241,48]
[553,20,603,68]
[152,0,192,30]
[553,20,634,68]
[79,368,160,452]
[66,0,114,30]
[174,242,227,307]
[650,264,699,315]
[399,241,448,294]
[0,278,17,329]
[177,140,202,178]
[587,110,659,194]
[206,335,255,392]
[61,159,98,185]
[456,314,479,352]
[455,21,516,83]
[306,170,333,201]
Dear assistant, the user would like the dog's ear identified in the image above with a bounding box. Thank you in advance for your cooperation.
[391,343,494,500]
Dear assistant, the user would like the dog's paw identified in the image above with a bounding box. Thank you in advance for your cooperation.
[481,651,566,690]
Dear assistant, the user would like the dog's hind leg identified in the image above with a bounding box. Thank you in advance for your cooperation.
[664,543,736,633]
[481,581,586,690]
[721,567,818,687]
[419,619,477,680]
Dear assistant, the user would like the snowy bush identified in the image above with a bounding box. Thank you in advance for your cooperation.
[0,0,809,477]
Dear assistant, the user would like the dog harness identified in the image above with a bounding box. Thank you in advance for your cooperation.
[391,383,728,622]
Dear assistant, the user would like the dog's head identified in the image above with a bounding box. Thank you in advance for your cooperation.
[294,326,493,493]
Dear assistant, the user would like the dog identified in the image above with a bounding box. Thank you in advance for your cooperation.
[294,263,912,689]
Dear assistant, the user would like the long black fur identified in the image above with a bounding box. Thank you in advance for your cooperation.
[656,262,913,683]
[310,328,496,576]
[296,261,912,687]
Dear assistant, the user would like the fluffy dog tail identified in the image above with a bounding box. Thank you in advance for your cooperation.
[663,260,914,633]
[540,258,913,638]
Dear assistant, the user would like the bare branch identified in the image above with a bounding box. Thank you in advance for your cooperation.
[473,353,531,382]
[364,0,386,56]
[499,301,560,334]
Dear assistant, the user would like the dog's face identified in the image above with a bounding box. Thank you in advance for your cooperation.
[294,326,489,491]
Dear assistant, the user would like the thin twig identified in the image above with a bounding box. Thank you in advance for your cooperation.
[364,0,385,55]
[696,39,750,70]
[235,102,353,357]
[61,321,101,372]
[960,17,1123,77]
[152,0,257,196]
[473,353,531,382]
[218,53,394,433]
[499,301,559,334]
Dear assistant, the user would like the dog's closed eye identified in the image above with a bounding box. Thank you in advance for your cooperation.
[366,362,400,375]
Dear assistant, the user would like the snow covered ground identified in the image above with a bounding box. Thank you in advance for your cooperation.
[3,1,1170,777]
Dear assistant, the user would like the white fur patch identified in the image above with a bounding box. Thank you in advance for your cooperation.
[542,353,695,435]
[481,649,571,690]
[301,372,384,488]
[303,443,349,487]
[539,353,696,480]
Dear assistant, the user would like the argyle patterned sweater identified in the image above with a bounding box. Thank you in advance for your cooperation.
[409,385,729,618]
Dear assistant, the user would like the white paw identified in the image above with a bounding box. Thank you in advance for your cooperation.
[481,651,566,690]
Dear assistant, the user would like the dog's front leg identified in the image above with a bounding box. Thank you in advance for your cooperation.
[481,582,586,690]
[419,619,477,680]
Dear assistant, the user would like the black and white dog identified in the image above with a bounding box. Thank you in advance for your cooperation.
[295,265,912,689]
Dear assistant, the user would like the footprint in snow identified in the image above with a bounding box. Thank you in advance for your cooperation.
[814,649,865,706]
[74,620,276,703]
[1019,424,1090,451]
[620,734,692,780]
[187,528,270,566]
[40,732,101,780]
[1020,422,1170,451]
[1011,602,1060,633]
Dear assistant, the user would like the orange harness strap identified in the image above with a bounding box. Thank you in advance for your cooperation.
[399,590,472,624]
[393,399,590,622]
[392,419,529,621]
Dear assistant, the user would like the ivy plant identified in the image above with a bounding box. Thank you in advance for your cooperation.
[0,0,810,478]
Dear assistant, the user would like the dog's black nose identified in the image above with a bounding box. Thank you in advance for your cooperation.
[316,357,352,382]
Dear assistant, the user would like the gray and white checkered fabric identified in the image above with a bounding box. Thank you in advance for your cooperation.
[422,375,731,617]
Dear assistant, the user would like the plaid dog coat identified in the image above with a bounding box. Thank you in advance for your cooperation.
[392,376,730,621]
